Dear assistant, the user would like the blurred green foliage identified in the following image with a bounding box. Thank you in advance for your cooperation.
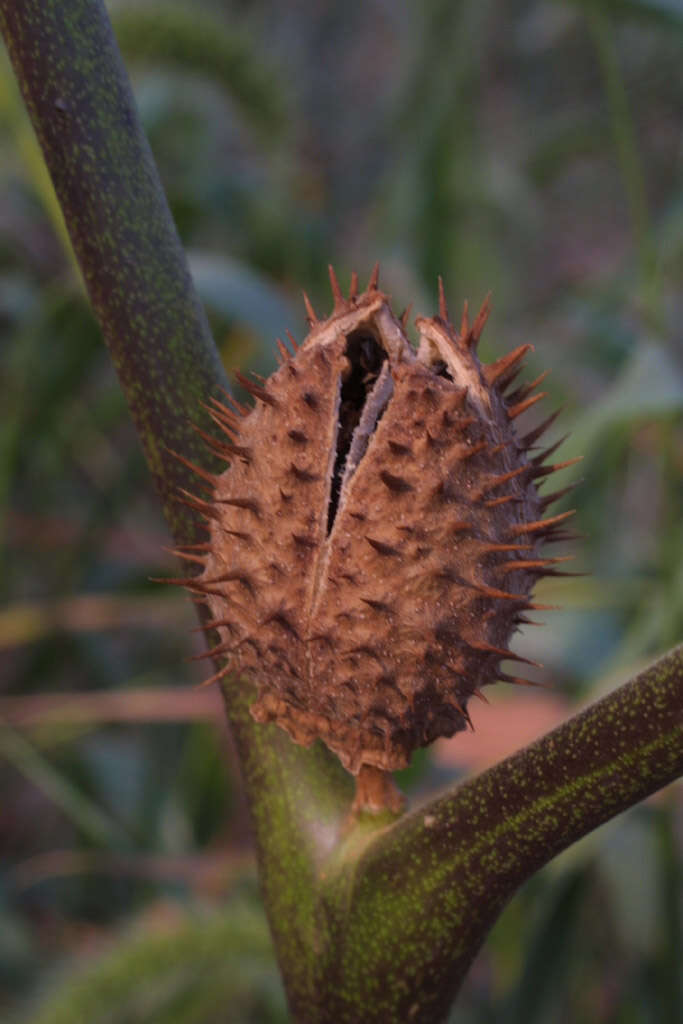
[0,1,681,1021]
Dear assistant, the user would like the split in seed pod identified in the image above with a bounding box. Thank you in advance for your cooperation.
[169,266,580,812]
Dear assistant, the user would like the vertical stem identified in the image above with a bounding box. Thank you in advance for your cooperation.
[0,0,226,542]
[0,4,354,1013]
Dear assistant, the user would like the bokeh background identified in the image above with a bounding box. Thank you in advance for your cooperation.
[1,1,682,1021]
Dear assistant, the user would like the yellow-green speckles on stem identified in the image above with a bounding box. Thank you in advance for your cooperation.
[309,645,682,1023]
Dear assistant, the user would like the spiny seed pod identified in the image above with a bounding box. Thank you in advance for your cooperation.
[173,266,579,780]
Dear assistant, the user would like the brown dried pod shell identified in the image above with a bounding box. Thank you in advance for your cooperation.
[178,267,578,777]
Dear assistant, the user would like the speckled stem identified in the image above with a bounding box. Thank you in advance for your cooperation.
[314,644,683,1024]
[0,0,351,1005]
[0,0,224,542]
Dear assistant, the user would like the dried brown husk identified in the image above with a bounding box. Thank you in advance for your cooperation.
[175,268,578,775]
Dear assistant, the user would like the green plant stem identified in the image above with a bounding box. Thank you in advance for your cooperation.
[0,0,350,999]
[318,644,683,1024]
[0,0,224,543]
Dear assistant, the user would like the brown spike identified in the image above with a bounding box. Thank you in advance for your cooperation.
[191,617,237,635]
[196,664,233,689]
[538,568,587,578]
[203,569,255,592]
[470,641,542,668]
[438,276,449,322]
[388,439,412,456]
[328,264,344,308]
[289,462,320,483]
[479,542,533,554]
[485,494,523,508]
[506,369,551,405]
[478,464,530,495]
[234,371,278,408]
[459,440,488,460]
[183,580,227,596]
[507,391,548,420]
[498,672,550,689]
[472,688,489,704]
[215,496,261,516]
[498,556,573,573]
[203,413,240,446]
[208,439,251,464]
[459,300,469,339]
[149,574,195,587]
[361,598,393,614]
[540,481,582,510]
[469,292,491,347]
[285,329,299,352]
[521,410,563,449]
[303,291,318,325]
[514,614,545,627]
[530,434,568,464]
[166,448,218,489]
[473,583,529,601]
[207,396,242,427]
[288,429,309,445]
[498,367,524,395]
[368,261,380,291]
[190,640,236,662]
[380,470,414,493]
[199,406,238,438]
[275,337,291,363]
[176,489,221,522]
[349,270,359,300]
[445,694,472,729]
[484,343,534,387]
[263,610,300,639]
[193,422,250,460]
[509,508,576,536]
[449,520,473,534]
[218,527,253,543]
[217,389,250,418]
[208,391,245,423]
[366,536,400,557]
[292,532,318,549]
[531,457,583,480]
[163,547,207,566]
[400,303,413,329]
[543,531,582,545]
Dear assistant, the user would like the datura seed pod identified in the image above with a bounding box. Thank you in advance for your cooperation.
[174,266,579,779]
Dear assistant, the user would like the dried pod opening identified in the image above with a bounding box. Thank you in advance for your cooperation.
[431,359,454,382]
[186,272,576,788]
[327,329,389,534]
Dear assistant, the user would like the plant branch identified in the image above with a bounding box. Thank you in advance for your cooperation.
[0,0,351,993]
[0,0,223,540]
[318,644,683,1024]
